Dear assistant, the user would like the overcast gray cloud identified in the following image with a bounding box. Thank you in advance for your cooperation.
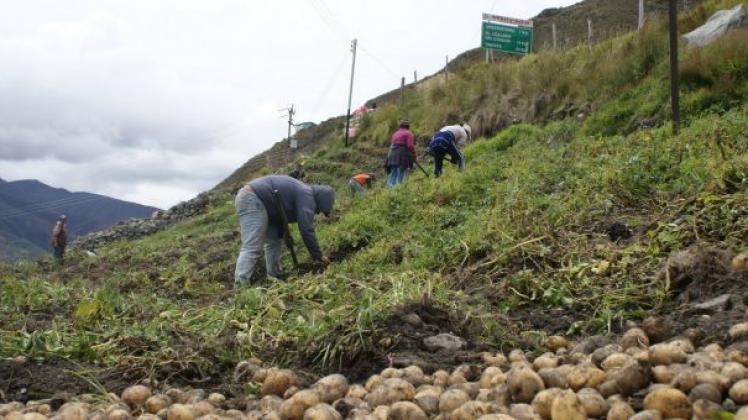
[0,0,579,209]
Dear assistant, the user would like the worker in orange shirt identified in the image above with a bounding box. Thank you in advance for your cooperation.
[348,173,377,196]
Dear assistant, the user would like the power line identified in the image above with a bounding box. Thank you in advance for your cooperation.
[0,195,107,220]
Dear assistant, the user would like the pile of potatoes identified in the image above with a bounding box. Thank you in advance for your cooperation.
[7,316,748,419]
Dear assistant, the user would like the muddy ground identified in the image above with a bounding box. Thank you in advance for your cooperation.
[2,243,747,404]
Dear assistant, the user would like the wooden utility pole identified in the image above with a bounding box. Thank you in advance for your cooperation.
[552,23,558,49]
[668,0,681,134]
[344,39,358,147]
[587,18,593,45]
[400,77,406,108]
[445,55,449,82]
[639,0,645,30]
[284,104,296,148]
[414,70,418,83]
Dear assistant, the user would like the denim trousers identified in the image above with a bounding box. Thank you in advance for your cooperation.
[386,167,408,187]
[234,190,283,285]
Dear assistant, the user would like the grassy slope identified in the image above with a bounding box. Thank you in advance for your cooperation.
[2,0,748,388]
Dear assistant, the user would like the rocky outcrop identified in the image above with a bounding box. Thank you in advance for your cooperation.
[684,4,745,46]
[74,192,228,251]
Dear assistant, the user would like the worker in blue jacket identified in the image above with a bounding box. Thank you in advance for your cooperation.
[427,124,471,177]
[234,175,335,286]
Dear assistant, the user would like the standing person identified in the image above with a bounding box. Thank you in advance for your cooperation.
[51,215,67,263]
[384,119,417,187]
[428,123,471,177]
[348,173,376,196]
[234,175,335,287]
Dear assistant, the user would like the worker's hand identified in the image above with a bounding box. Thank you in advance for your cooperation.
[319,255,331,265]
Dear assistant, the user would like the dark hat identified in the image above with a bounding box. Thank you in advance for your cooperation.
[399,119,410,128]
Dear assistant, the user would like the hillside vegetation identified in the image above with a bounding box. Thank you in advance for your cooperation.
[2,0,748,401]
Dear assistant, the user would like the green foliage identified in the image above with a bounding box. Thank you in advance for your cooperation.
[2,0,748,380]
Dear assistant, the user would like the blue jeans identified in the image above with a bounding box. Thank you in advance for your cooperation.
[430,140,464,177]
[349,179,366,196]
[386,167,408,187]
[234,189,283,286]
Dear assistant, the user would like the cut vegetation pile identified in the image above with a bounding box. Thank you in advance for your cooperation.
[3,0,748,415]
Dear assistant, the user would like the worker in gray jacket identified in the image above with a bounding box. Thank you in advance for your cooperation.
[234,175,335,286]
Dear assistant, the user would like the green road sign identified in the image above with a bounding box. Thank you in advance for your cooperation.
[481,21,534,55]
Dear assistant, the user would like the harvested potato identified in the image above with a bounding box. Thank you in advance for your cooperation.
[531,388,563,420]
[649,343,687,365]
[166,389,187,404]
[371,405,389,420]
[696,370,725,392]
[314,374,349,403]
[365,375,383,392]
[58,402,91,420]
[509,350,527,363]
[509,403,541,420]
[22,413,48,420]
[730,323,748,341]
[402,366,427,386]
[652,365,673,384]
[621,328,650,350]
[692,398,722,419]
[689,383,722,403]
[452,365,481,382]
[550,390,585,420]
[414,389,441,415]
[567,365,606,391]
[576,388,608,418]
[279,390,321,420]
[121,386,152,408]
[450,401,491,420]
[365,378,415,407]
[642,317,672,344]
[477,415,515,420]
[302,403,341,420]
[284,386,300,399]
[166,404,194,420]
[728,350,748,367]
[185,389,206,404]
[380,367,400,378]
[507,364,546,403]
[207,393,225,406]
[730,378,748,404]
[606,401,635,420]
[331,397,365,418]
[736,407,748,420]
[263,369,300,397]
[601,353,633,373]
[546,336,568,351]
[601,360,650,397]
[671,369,698,392]
[189,401,215,417]
[387,401,426,420]
[538,366,571,389]
[346,385,368,400]
[723,362,748,384]
[533,355,558,371]
[256,395,284,413]
[438,389,471,414]
[480,367,506,389]
[482,352,509,367]
[432,370,450,388]
[145,395,171,414]
[629,409,663,420]
[643,387,692,419]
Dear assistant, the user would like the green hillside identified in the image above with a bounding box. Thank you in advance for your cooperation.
[1,0,748,399]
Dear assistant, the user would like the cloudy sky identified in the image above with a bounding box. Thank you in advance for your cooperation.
[0,0,578,209]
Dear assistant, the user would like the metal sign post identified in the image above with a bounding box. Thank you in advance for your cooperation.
[481,13,534,55]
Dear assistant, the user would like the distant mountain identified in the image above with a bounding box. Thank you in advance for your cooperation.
[0,179,160,260]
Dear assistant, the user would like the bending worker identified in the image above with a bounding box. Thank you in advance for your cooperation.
[234,175,335,286]
[348,173,376,196]
[428,123,471,177]
[384,119,417,187]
